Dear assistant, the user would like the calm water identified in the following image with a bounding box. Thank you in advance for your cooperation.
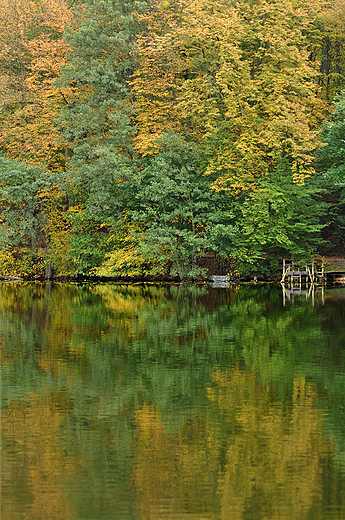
[1,282,345,520]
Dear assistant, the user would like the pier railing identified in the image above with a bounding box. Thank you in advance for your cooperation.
[281,258,325,285]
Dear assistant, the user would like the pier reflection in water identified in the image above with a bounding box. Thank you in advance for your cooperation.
[281,283,325,306]
[1,282,345,520]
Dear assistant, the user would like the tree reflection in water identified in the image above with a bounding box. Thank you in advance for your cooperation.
[1,283,345,519]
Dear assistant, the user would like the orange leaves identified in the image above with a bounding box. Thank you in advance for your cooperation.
[0,0,72,169]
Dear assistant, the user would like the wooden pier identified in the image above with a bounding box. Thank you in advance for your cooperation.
[281,258,325,285]
[281,257,345,285]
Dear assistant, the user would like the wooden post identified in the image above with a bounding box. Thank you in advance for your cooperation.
[312,258,315,283]
[281,259,286,283]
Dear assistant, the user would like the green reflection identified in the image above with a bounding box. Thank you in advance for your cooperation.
[1,283,345,519]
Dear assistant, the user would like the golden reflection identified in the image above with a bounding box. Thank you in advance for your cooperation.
[2,284,345,519]
[134,368,332,520]
[210,369,327,520]
[1,396,74,520]
[135,404,219,520]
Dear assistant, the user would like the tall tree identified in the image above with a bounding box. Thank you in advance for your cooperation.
[54,0,148,274]
[56,0,147,211]
[231,164,328,274]
[308,0,345,103]
[0,0,71,169]
[317,90,345,254]
[133,0,327,191]
[128,132,238,279]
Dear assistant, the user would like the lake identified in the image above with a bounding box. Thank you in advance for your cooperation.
[1,282,345,519]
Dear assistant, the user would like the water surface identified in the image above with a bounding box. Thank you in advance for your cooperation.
[1,282,345,519]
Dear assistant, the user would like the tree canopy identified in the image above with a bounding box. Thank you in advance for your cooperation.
[1,0,345,278]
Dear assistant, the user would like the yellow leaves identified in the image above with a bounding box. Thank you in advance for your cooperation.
[96,246,147,277]
[37,184,61,200]
[0,248,47,278]
[95,241,165,278]
[36,184,75,275]
[291,159,315,185]
[0,0,72,169]
[92,215,169,277]
[133,0,326,193]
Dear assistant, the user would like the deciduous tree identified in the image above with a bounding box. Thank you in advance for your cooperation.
[133,0,327,191]
[0,0,71,169]
[128,132,238,279]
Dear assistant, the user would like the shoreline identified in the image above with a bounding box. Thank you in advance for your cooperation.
[0,273,277,284]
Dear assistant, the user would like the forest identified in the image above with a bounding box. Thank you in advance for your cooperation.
[1,0,345,279]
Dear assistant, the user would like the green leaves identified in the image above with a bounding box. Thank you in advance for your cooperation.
[316,91,345,254]
[0,156,53,249]
[319,91,345,183]
[1,0,343,277]
[231,165,328,274]
[56,0,144,165]
[128,132,231,278]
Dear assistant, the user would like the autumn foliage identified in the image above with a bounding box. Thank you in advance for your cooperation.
[1,0,345,277]
[0,0,71,169]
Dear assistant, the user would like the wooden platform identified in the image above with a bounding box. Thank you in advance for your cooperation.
[281,259,325,284]
[281,258,345,285]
